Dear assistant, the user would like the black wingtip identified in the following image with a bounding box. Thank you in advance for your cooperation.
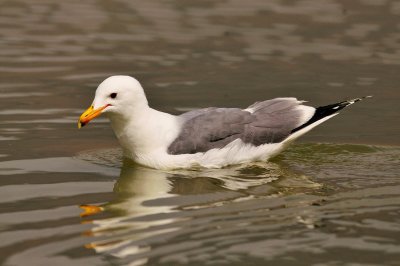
[345,95,373,105]
[291,95,371,134]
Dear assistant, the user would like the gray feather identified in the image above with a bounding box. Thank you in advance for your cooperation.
[168,98,312,155]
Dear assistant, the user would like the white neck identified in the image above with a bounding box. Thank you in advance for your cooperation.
[108,106,181,159]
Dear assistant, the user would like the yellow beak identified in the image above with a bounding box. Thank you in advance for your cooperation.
[78,105,109,128]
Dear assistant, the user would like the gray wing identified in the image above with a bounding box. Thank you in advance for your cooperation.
[168,98,314,155]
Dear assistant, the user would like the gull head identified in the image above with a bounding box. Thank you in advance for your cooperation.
[78,75,148,128]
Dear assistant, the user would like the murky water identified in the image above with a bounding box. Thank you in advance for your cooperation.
[0,1,399,265]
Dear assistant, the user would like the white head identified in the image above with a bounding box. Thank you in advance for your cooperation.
[78,75,148,128]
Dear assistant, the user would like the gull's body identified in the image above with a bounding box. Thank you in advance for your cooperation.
[79,75,369,169]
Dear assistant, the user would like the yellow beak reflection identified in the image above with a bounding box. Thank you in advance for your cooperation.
[78,105,109,128]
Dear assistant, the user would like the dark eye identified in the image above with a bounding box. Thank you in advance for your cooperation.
[110,93,117,99]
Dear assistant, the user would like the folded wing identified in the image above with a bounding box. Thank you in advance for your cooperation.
[167,98,315,155]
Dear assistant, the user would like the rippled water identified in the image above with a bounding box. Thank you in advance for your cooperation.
[1,1,400,265]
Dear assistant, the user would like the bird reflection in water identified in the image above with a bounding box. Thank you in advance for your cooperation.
[80,159,322,264]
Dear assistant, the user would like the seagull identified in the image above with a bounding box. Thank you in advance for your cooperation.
[78,75,370,169]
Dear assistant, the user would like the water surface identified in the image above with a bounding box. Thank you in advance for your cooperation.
[0,0,400,265]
